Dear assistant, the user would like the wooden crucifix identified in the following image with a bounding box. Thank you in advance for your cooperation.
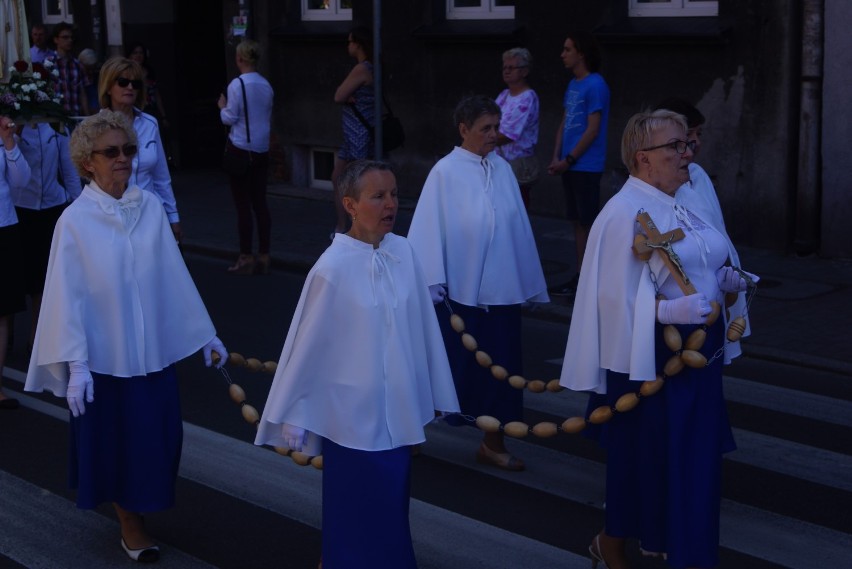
[632,211,696,296]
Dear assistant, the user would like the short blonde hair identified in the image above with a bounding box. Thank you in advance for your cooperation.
[236,39,261,65]
[621,109,687,175]
[70,110,138,179]
[98,56,146,111]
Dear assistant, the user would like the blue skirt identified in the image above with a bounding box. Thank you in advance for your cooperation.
[321,440,416,568]
[437,300,523,424]
[586,318,736,569]
[69,366,183,512]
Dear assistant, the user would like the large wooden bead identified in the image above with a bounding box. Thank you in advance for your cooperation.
[310,455,324,470]
[450,314,466,333]
[290,452,311,466]
[561,416,587,434]
[706,301,721,327]
[508,375,527,390]
[461,333,478,351]
[490,365,508,380]
[639,375,665,397]
[503,421,530,438]
[261,360,278,374]
[727,316,747,342]
[241,403,260,424]
[546,379,564,392]
[681,349,707,368]
[664,354,685,377]
[615,392,640,412]
[475,350,493,368]
[633,233,652,261]
[589,405,613,424]
[245,358,263,372]
[274,446,291,457]
[527,380,546,393]
[211,351,222,365]
[475,415,501,433]
[725,291,738,308]
[663,325,682,352]
[685,328,707,351]
[229,352,247,367]
[532,422,558,438]
[228,383,246,404]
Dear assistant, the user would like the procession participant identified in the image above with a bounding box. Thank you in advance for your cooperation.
[25,111,227,563]
[407,94,549,472]
[255,160,459,568]
[560,109,753,569]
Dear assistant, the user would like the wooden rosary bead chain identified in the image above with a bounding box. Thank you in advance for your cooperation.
[446,309,564,394]
[212,351,278,374]
[212,353,323,469]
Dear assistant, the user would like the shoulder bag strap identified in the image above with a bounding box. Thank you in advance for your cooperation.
[239,77,250,143]
[348,102,374,135]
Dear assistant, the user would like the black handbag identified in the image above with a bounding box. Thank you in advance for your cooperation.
[222,77,252,176]
[350,94,406,155]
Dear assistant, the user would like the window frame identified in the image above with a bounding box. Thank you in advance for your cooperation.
[446,0,515,21]
[42,0,74,25]
[301,0,353,22]
[629,0,718,18]
[309,147,336,190]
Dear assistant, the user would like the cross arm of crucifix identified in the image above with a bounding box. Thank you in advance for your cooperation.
[632,211,696,296]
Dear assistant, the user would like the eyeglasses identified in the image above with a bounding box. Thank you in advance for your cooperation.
[115,77,143,90]
[91,144,138,159]
[641,139,697,154]
[502,65,527,72]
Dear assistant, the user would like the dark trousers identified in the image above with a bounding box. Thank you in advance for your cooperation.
[229,151,271,255]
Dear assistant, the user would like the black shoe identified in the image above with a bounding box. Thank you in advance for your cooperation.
[548,273,580,296]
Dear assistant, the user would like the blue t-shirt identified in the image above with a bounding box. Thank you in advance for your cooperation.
[560,72,610,173]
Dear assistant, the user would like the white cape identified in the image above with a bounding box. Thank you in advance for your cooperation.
[25,185,216,395]
[255,233,459,452]
[407,146,548,307]
[560,175,750,394]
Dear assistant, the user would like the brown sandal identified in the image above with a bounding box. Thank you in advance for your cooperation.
[475,442,525,471]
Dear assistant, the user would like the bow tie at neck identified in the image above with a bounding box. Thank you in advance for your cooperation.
[90,184,143,228]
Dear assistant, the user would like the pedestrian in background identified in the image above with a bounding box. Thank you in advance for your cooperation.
[218,39,274,275]
[99,56,182,242]
[12,121,81,353]
[330,25,374,236]
[256,160,458,568]
[495,47,540,209]
[547,31,610,298]
[0,114,31,410]
[48,22,90,118]
[25,111,228,563]
[29,22,54,63]
[407,95,549,472]
[127,41,174,167]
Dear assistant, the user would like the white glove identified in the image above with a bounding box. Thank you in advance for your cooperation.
[657,293,711,325]
[67,360,94,418]
[281,423,307,451]
[716,266,747,293]
[203,336,228,368]
[429,284,447,304]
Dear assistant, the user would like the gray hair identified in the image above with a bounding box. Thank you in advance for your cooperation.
[502,47,532,71]
[70,110,138,179]
[453,94,501,129]
[621,109,687,175]
[339,160,395,200]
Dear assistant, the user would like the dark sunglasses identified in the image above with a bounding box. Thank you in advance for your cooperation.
[115,77,143,90]
[91,143,138,159]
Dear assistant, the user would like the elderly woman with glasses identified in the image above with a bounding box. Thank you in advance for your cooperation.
[495,47,539,208]
[25,111,228,563]
[559,109,754,569]
[98,56,181,243]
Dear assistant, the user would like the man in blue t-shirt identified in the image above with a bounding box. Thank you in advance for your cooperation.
[547,32,610,297]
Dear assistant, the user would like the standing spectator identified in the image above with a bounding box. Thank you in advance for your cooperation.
[0,114,32,410]
[547,31,610,297]
[495,47,540,209]
[12,122,81,352]
[49,22,90,118]
[407,95,549,471]
[77,48,100,116]
[217,39,274,275]
[99,56,181,242]
[126,42,174,166]
[30,22,54,64]
[330,25,374,236]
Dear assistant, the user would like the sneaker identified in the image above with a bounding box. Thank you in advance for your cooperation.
[548,273,580,296]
